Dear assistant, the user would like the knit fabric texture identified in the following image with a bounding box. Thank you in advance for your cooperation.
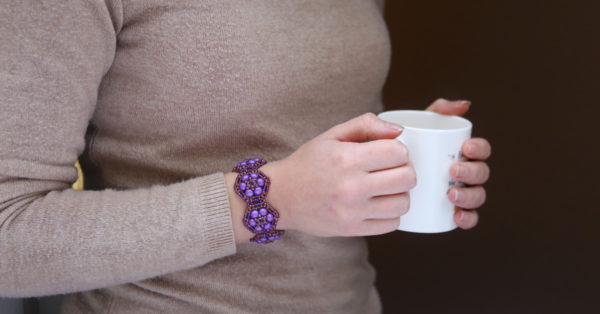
[0,1,390,313]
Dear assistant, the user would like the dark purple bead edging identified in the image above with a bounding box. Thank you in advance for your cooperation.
[233,158,267,173]
[233,158,284,244]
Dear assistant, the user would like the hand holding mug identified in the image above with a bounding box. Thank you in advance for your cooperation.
[262,113,413,237]
[425,98,491,230]
[227,99,490,243]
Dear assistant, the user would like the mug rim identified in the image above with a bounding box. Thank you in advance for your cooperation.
[378,110,472,133]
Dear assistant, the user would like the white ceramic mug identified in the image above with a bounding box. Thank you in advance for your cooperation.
[377,110,472,233]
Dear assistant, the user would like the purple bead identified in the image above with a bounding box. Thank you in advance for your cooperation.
[251,173,258,179]
[251,210,259,218]
[257,178,265,186]
[249,159,255,164]
[254,187,262,195]
[259,208,267,216]
[240,161,247,166]
[266,214,273,222]
[274,235,280,240]
[249,219,256,227]
[264,223,271,230]
[245,189,254,197]
[268,236,275,241]
[239,182,247,190]
[255,226,263,232]
[242,174,249,181]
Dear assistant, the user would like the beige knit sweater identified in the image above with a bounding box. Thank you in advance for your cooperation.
[0,1,390,312]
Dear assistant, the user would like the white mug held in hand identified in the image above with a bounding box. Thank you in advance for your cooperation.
[378,110,472,233]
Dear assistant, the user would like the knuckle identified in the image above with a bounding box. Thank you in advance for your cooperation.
[362,112,378,121]
[399,194,410,215]
[332,150,345,166]
[405,167,417,189]
[396,142,409,161]
[332,150,353,169]
[434,98,445,105]
[360,112,378,128]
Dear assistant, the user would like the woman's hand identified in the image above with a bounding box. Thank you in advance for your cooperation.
[260,113,415,238]
[426,98,492,230]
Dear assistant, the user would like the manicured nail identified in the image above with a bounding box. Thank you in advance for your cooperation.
[454,189,464,202]
[458,210,465,221]
[460,100,472,107]
[385,121,404,132]
[455,165,468,179]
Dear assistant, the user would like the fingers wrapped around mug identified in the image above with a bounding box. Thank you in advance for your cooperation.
[364,162,416,196]
[450,161,490,185]
[355,139,410,171]
[364,193,410,220]
[462,137,492,161]
[454,208,479,230]
[448,186,486,209]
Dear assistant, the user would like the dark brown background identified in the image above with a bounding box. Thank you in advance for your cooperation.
[367,1,599,313]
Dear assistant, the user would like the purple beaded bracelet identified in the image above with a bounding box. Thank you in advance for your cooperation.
[233,158,284,244]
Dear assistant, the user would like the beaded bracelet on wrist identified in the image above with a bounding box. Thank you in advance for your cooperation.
[233,158,284,244]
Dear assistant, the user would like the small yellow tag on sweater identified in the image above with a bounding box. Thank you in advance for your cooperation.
[72,161,84,190]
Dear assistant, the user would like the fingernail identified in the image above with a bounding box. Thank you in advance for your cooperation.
[460,100,472,108]
[458,211,465,221]
[455,165,468,179]
[454,189,464,202]
[385,121,404,132]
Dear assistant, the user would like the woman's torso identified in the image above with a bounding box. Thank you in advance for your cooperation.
[63,1,390,312]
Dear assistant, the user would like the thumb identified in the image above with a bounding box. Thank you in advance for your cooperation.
[322,113,404,142]
[426,98,471,116]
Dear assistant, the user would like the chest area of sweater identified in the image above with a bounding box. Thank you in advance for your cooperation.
[94,0,390,138]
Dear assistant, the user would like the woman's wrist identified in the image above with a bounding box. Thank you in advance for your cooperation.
[225,158,292,244]
[256,160,292,231]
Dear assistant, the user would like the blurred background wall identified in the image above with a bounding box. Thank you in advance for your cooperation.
[367,0,598,313]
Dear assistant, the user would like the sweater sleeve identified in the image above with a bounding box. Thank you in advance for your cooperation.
[0,0,236,297]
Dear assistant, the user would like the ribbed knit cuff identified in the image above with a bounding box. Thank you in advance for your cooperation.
[182,172,236,265]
